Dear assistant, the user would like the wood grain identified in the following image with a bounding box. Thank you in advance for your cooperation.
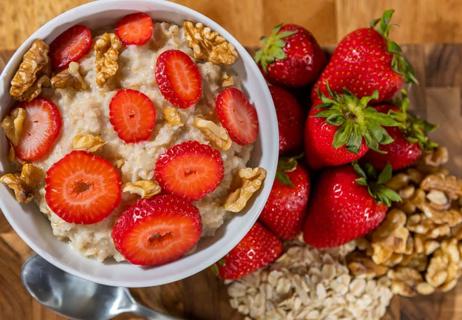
[3,0,462,50]
[1,42,462,319]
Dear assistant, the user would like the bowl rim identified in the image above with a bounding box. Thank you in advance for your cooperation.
[0,0,278,287]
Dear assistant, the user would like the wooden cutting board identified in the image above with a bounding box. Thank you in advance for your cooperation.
[1,45,462,320]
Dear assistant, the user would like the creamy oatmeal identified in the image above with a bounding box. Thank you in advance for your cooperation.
[2,17,262,263]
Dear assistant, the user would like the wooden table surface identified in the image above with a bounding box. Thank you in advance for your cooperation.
[2,0,462,51]
[1,1,462,319]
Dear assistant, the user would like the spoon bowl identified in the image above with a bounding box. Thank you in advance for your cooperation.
[21,255,176,320]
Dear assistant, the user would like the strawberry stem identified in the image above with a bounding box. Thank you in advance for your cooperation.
[276,156,301,187]
[315,86,399,154]
[254,24,296,72]
[353,162,401,206]
[370,9,418,85]
[390,90,438,150]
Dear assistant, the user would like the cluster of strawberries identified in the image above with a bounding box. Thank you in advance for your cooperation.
[217,10,436,280]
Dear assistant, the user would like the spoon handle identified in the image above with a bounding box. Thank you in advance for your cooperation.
[132,303,180,320]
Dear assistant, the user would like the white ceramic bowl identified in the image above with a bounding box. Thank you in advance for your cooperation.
[0,0,278,287]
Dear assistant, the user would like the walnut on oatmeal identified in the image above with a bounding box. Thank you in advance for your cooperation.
[9,39,51,101]
[183,21,238,65]
[224,167,266,213]
[122,180,161,199]
[162,107,183,126]
[193,116,232,151]
[0,163,44,203]
[347,147,462,297]
[95,33,123,87]
[1,107,26,146]
[72,133,106,153]
[51,62,88,90]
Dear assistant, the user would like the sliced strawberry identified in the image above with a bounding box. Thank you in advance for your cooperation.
[14,98,62,161]
[45,151,121,224]
[155,141,224,201]
[112,194,202,266]
[217,222,283,280]
[50,25,92,70]
[215,87,259,145]
[155,50,202,109]
[109,89,156,143]
[115,12,153,46]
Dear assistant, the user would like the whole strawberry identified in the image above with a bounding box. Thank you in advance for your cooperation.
[312,9,417,102]
[269,85,305,154]
[364,97,436,170]
[303,163,400,248]
[255,24,325,88]
[259,158,310,240]
[217,222,283,280]
[304,89,398,169]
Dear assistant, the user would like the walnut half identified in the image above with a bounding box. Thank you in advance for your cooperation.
[0,164,44,203]
[1,108,26,146]
[10,39,50,101]
[183,21,238,65]
[224,167,266,213]
[51,62,88,90]
[72,133,105,153]
[95,33,123,87]
[123,180,161,199]
[193,116,232,151]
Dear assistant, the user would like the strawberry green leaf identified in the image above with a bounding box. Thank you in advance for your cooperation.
[371,9,418,85]
[353,162,401,206]
[275,156,302,188]
[254,24,296,72]
[315,87,399,154]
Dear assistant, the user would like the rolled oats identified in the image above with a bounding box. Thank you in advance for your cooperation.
[227,236,392,320]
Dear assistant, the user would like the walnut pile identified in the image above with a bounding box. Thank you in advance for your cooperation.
[95,33,123,87]
[347,147,462,297]
[10,39,50,101]
[51,62,88,90]
[0,163,44,203]
[224,167,266,213]
[183,21,238,65]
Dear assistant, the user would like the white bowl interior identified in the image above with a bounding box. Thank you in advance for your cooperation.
[0,0,278,287]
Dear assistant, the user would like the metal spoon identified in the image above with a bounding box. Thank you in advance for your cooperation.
[21,255,178,320]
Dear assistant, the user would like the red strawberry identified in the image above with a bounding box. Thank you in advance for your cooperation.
[311,10,417,102]
[45,151,121,224]
[255,24,325,87]
[112,194,202,266]
[259,158,310,240]
[155,140,224,201]
[304,90,397,169]
[364,97,436,170]
[50,25,92,70]
[269,85,304,155]
[215,87,259,145]
[155,50,202,109]
[13,98,62,162]
[115,12,154,46]
[217,222,283,280]
[303,163,400,248]
[109,89,156,143]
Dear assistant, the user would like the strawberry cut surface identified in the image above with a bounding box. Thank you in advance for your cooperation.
[45,151,122,224]
[14,98,62,162]
[109,89,157,143]
[155,141,224,201]
[50,25,92,70]
[155,50,202,108]
[115,12,154,46]
[112,194,202,266]
[218,222,283,280]
[215,87,259,145]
